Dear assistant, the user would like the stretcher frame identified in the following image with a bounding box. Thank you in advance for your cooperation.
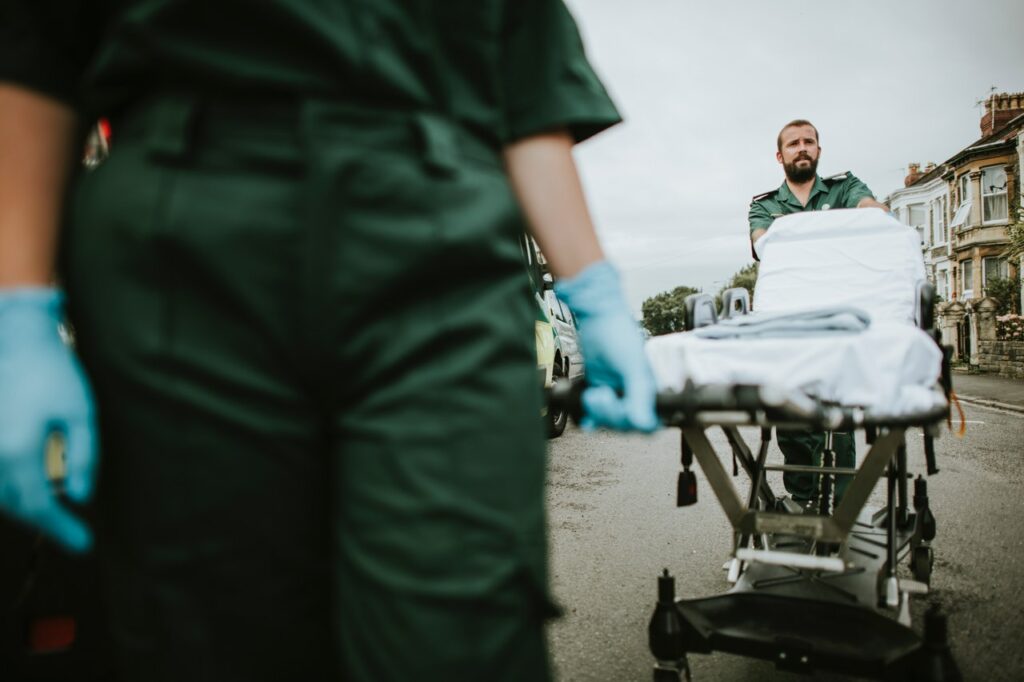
[644,284,959,681]
[551,282,960,682]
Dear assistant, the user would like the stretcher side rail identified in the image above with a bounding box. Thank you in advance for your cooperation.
[547,378,949,431]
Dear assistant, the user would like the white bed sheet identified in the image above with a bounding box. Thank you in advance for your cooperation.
[646,323,944,417]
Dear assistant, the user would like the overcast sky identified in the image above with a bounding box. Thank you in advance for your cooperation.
[563,0,1024,314]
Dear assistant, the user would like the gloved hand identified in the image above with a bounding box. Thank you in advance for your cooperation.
[0,288,97,551]
[555,261,658,432]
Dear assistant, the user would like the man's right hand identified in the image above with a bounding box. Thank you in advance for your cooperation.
[0,288,97,551]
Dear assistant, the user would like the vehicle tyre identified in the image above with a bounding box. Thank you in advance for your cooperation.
[547,361,568,438]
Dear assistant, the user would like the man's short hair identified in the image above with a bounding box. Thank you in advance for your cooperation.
[777,120,819,152]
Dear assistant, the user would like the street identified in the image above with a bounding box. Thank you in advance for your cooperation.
[545,401,1024,681]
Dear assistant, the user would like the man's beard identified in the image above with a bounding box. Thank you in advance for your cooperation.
[783,154,818,183]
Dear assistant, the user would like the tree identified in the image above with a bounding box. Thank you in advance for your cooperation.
[715,262,759,310]
[641,285,700,336]
[985,276,1021,315]
[721,262,759,299]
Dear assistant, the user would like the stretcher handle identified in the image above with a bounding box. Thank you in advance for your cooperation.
[547,378,825,425]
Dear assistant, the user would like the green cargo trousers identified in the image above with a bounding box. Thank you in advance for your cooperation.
[60,95,553,682]
[776,429,856,504]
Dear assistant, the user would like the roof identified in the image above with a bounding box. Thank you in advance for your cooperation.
[900,111,1024,190]
[944,111,1024,168]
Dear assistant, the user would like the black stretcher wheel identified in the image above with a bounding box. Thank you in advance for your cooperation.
[912,545,934,585]
[654,668,681,682]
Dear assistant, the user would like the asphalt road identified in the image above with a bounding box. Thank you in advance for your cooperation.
[545,401,1024,681]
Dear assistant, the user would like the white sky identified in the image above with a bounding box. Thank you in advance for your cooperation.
[564,0,1024,314]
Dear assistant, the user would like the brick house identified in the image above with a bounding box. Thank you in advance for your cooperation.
[945,93,1022,301]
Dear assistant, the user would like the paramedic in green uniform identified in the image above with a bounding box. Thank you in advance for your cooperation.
[748,119,888,509]
[0,2,657,680]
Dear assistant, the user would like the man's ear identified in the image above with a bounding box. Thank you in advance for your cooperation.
[776,150,783,165]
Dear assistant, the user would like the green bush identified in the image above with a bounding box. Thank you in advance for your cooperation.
[642,285,700,336]
[984,275,1021,315]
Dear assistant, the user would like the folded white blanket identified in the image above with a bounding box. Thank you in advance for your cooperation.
[694,306,870,340]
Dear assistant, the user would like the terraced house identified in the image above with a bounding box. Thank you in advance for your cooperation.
[889,92,1022,301]
[945,92,1022,302]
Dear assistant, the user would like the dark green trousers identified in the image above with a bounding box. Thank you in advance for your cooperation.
[776,429,856,503]
[61,96,552,682]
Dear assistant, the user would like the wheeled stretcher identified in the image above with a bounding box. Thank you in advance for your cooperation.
[553,209,961,680]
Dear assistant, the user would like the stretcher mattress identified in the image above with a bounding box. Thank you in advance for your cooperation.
[645,323,943,417]
[753,208,926,326]
[646,209,944,418]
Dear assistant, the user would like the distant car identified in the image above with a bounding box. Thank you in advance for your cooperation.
[541,282,587,438]
[543,286,584,382]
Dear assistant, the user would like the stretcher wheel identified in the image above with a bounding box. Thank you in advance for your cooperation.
[653,664,690,682]
[911,546,933,585]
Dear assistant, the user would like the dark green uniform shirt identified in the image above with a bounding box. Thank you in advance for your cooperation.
[748,172,876,234]
[0,0,620,146]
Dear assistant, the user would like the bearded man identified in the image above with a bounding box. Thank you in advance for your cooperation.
[746,119,888,510]
[749,119,888,246]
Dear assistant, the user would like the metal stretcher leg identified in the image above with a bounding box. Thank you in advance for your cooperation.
[684,426,907,545]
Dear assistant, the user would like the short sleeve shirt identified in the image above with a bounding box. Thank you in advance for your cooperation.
[0,0,621,147]
[748,172,876,234]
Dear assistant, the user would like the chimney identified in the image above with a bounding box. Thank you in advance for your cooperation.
[980,92,1024,137]
[923,162,936,174]
[904,162,921,187]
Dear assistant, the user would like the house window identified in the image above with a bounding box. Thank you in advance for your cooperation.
[908,203,926,227]
[981,166,1008,223]
[958,174,971,206]
[932,197,946,245]
[950,176,972,230]
[983,257,1009,290]
[928,204,936,245]
[961,259,974,298]
[942,196,949,243]
[908,203,926,245]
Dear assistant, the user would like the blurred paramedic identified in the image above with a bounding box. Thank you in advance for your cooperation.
[747,119,887,506]
[0,2,657,680]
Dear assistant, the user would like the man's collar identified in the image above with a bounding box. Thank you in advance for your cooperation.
[778,175,826,205]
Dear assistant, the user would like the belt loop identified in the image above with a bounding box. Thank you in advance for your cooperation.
[414,113,458,176]
[146,93,202,162]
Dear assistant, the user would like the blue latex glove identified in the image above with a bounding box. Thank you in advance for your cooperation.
[555,261,658,432]
[0,288,97,551]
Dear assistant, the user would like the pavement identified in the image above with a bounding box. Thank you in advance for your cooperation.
[951,369,1024,414]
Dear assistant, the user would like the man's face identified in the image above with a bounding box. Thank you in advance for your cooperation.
[776,125,820,183]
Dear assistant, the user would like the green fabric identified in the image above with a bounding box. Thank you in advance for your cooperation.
[1,0,621,145]
[748,173,875,233]
[60,96,553,681]
[776,429,856,503]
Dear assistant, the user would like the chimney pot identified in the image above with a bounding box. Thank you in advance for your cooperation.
[904,163,922,188]
[980,91,1024,136]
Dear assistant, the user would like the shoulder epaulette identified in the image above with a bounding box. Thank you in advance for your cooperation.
[823,171,850,184]
[751,189,777,202]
